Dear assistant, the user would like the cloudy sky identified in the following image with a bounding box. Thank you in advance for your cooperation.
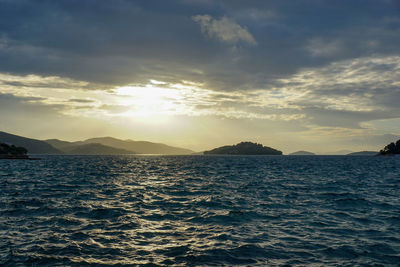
[0,0,399,153]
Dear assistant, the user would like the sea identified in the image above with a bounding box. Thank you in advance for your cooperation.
[1,155,399,266]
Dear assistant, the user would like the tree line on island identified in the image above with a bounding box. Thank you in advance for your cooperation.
[0,143,28,159]
[379,140,400,156]
[1,130,400,157]
[204,141,282,155]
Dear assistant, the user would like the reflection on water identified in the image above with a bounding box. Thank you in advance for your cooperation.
[1,155,400,266]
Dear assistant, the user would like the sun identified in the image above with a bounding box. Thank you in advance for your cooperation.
[114,84,184,118]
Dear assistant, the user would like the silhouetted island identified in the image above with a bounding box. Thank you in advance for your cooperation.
[204,142,282,155]
[347,151,378,156]
[290,150,315,155]
[378,139,400,156]
[0,142,29,159]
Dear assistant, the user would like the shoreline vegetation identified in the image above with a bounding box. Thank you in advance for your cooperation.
[378,139,400,156]
[204,142,282,155]
[0,142,32,159]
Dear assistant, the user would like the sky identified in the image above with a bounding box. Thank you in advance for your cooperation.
[0,0,399,153]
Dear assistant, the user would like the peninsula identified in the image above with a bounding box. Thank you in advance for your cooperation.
[378,139,400,156]
[204,142,282,155]
[0,143,29,159]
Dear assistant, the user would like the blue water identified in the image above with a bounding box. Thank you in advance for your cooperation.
[1,155,399,266]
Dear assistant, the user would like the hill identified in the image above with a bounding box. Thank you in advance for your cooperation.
[347,151,378,156]
[45,137,194,155]
[0,131,61,154]
[204,142,282,155]
[63,143,135,155]
[81,137,194,155]
[290,150,315,156]
[323,149,354,155]
[45,139,77,150]
[378,139,400,156]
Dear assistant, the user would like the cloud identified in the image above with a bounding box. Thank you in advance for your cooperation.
[0,73,92,90]
[303,107,396,128]
[0,0,399,151]
[99,104,131,114]
[192,15,257,45]
[1,51,399,128]
[306,38,345,58]
[68,98,95,103]
[0,0,399,92]
[0,93,66,130]
[0,93,47,104]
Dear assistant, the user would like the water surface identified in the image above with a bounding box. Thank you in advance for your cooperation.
[1,155,399,266]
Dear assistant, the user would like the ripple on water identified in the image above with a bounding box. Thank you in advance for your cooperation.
[1,155,400,266]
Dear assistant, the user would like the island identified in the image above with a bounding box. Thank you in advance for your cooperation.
[204,141,282,155]
[289,150,315,156]
[0,142,29,159]
[378,139,400,156]
[347,151,378,156]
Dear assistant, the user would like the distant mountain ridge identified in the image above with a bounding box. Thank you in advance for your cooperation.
[64,143,134,155]
[0,131,194,155]
[44,139,76,150]
[79,137,194,155]
[323,149,354,155]
[46,136,194,155]
[0,131,61,154]
[45,139,136,155]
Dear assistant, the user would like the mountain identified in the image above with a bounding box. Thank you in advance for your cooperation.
[81,137,194,155]
[63,143,134,155]
[290,150,316,155]
[45,137,194,155]
[324,149,354,155]
[347,151,378,156]
[0,131,61,154]
[204,141,282,155]
[378,139,400,156]
[45,139,76,150]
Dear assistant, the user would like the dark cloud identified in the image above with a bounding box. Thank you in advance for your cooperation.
[68,98,95,103]
[0,0,399,140]
[303,107,399,128]
[0,93,46,103]
[0,0,398,90]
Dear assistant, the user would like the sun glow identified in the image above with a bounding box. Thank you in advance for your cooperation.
[115,84,186,118]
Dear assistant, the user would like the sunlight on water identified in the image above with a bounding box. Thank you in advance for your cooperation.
[1,155,400,266]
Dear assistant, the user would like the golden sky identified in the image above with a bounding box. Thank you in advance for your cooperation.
[0,1,399,153]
